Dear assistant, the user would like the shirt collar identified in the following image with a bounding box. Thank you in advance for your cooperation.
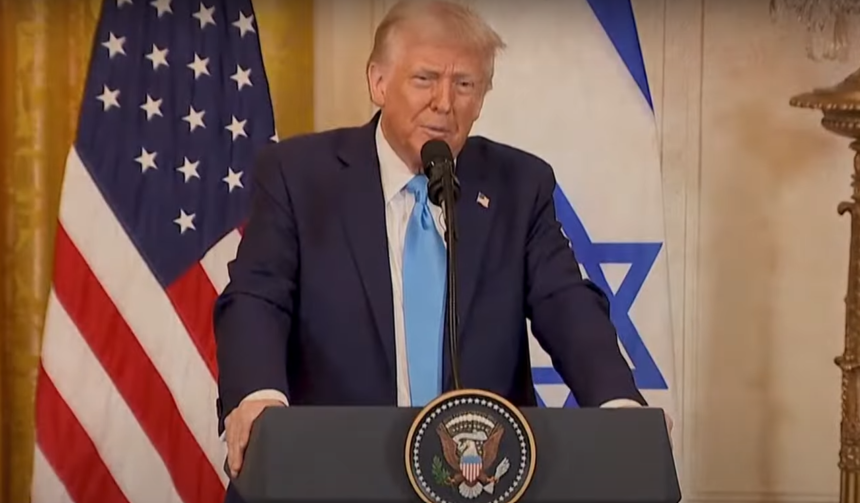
[376,119,415,205]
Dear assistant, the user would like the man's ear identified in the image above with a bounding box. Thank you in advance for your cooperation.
[367,61,387,108]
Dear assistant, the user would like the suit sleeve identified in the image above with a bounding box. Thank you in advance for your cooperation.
[524,162,646,407]
[213,145,298,431]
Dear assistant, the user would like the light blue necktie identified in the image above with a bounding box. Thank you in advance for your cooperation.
[402,174,447,406]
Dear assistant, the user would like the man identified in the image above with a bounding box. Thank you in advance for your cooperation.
[215,1,665,499]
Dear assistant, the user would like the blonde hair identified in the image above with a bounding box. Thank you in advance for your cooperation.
[368,0,506,89]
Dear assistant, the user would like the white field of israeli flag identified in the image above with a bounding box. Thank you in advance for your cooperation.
[468,0,678,436]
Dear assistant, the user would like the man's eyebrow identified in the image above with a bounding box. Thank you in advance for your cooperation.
[412,67,479,80]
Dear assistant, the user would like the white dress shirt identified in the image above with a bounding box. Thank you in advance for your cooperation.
[375,121,447,406]
[236,120,640,410]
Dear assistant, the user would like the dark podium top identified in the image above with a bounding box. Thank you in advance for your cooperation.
[232,406,680,503]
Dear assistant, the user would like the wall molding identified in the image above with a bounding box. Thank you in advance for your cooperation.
[657,0,703,493]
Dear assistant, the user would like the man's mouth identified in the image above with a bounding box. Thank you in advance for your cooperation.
[422,125,450,135]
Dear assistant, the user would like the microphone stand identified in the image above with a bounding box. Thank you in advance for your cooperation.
[441,171,461,391]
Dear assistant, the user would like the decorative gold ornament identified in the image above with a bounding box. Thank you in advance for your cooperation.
[791,73,860,503]
[770,0,860,61]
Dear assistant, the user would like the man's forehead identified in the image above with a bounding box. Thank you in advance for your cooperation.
[393,24,482,56]
[398,42,484,69]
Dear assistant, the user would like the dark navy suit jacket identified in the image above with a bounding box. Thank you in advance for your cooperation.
[213,113,644,500]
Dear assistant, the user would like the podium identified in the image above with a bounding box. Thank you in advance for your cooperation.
[232,403,680,503]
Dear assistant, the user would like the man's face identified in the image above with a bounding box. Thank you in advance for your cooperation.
[368,29,490,170]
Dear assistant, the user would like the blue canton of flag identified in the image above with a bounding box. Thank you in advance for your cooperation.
[79,0,276,287]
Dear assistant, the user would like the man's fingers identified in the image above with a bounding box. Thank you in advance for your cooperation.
[237,411,251,450]
[229,420,247,475]
[226,427,238,475]
[229,441,244,477]
[225,399,284,478]
[226,412,246,477]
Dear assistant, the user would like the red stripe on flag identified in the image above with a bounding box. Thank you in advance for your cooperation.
[165,263,219,379]
[35,365,130,503]
[52,225,225,503]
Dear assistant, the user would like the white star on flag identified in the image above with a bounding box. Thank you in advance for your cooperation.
[135,147,158,173]
[177,157,201,183]
[96,85,120,111]
[146,44,169,70]
[231,65,252,91]
[187,53,210,79]
[140,94,163,121]
[150,0,172,18]
[102,32,126,59]
[223,168,244,192]
[193,3,216,29]
[183,105,206,132]
[225,115,247,140]
[173,209,196,234]
[233,12,256,38]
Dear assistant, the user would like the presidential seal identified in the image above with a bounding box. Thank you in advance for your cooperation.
[405,389,536,503]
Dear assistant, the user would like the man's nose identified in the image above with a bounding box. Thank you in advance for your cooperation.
[430,83,453,114]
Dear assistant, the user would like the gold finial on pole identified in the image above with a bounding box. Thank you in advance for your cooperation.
[791,69,860,503]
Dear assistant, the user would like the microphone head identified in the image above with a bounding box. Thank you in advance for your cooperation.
[420,139,454,171]
[420,139,458,206]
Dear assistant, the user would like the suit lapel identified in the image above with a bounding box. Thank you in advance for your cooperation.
[443,140,498,390]
[336,114,397,377]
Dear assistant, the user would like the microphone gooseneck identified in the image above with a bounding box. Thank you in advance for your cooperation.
[420,139,461,391]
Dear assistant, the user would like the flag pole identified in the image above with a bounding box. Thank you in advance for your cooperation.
[791,69,860,503]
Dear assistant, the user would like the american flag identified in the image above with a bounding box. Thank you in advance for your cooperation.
[30,0,276,502]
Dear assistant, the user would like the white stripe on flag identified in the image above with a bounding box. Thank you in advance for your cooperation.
[201,229,242,293]
[58,147,226,478]
[41,290,184,503]
[31,446,73,503]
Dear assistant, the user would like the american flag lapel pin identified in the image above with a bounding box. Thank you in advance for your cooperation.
[476,192,490,208]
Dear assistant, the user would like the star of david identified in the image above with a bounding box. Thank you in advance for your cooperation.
[531,187,667,408]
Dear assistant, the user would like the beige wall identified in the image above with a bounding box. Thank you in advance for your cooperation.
[314,0,857,501]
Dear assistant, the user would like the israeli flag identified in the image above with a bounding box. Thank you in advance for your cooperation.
[470,1,678,432]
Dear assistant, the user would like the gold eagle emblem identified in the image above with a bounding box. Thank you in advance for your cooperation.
[435,419,511,499]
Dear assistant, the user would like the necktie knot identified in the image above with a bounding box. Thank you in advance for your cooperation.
[406,174,429,206]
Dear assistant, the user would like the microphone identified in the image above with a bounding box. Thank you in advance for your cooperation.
[421,139,460,207]
[420,139,462,391]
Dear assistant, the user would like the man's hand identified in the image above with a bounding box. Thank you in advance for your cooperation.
[225,399,285,477]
